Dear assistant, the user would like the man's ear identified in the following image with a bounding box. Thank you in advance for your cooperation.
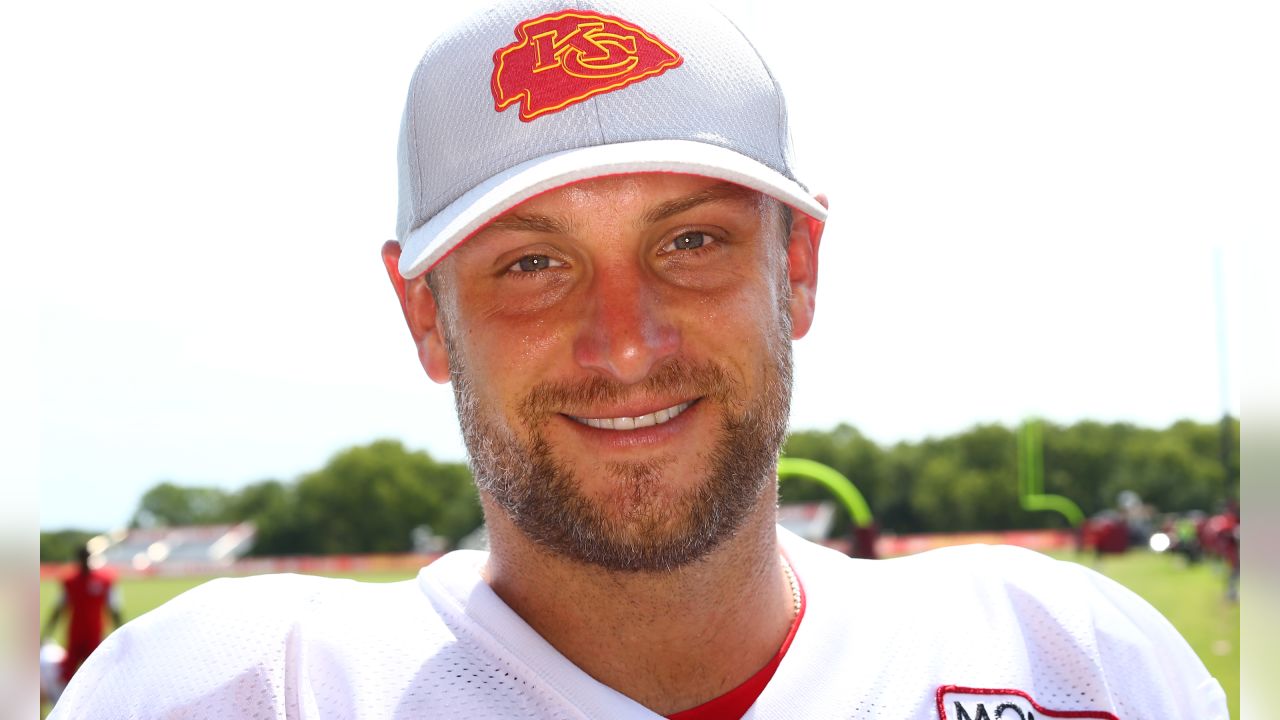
[786,194,827,339]
[381,241,452,383]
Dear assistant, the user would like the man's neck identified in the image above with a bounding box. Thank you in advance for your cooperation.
[480,497,793,715]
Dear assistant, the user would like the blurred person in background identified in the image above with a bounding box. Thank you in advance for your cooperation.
[40,546,122,702]
[1176,511,1206,564]
[1205,502,1240,601]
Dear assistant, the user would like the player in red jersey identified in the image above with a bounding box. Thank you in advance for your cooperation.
[41,546,124,690]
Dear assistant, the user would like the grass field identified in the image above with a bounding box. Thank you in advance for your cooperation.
[40,551,1239,718]
[1072,550,1240,719]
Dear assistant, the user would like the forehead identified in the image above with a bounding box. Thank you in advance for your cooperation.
[489,173,774,226]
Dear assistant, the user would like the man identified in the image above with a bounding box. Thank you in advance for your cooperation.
[41,546,122,703]
[52,1,1228,717]
[1205,502,1240,601]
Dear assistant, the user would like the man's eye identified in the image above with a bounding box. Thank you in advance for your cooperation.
[508,255,564,273]
[663,232,714,252]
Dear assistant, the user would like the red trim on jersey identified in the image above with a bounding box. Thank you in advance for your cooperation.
[666,561,806,720]
[935,685,1120,720]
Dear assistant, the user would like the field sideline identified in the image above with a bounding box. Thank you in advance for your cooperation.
[40,550,1239,718]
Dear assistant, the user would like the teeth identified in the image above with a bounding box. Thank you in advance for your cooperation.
[571,401,692,431]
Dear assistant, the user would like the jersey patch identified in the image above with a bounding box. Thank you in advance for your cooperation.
[936,686,1119,720]
[491,10,682,122]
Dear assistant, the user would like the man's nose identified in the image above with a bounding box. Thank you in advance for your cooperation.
[572,268,680,384]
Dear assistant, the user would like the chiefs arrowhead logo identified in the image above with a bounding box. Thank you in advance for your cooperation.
[937,686,1119,720]
[491,10,683,122]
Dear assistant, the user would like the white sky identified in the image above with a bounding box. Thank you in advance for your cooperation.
[8,1,1268,532]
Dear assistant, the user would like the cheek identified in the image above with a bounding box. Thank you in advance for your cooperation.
[680,278,788,377]
[453,307,575,405]
[454,286,553,360]
[504,316,563,367]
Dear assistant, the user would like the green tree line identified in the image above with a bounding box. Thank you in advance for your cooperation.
[41,418,1237,561]
[114,440,481,558]
[780,417,1238,537]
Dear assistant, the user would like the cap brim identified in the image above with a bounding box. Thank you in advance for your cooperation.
[398,139,828,279]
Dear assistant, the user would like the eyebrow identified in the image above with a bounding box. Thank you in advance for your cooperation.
[483,213,571,234]
[640,182,760,226]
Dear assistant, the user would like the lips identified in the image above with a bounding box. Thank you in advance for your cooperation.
[566,400,694,431]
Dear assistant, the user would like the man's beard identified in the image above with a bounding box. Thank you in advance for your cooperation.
[451,345,793,572]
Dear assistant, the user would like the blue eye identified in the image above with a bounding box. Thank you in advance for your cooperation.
[509,255,564,272]
[664,232,713,252]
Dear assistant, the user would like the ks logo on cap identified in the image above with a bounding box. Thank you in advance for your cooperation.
[491,11,683,122]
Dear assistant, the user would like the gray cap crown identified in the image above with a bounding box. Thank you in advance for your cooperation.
[395,0,818,277]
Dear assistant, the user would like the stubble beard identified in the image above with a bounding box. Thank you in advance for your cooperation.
[450,338,793,573]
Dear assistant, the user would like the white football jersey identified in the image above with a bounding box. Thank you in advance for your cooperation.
[50,528,1227,719]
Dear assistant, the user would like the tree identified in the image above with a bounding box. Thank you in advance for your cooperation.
[130,482,234,528]
[905,424,1031,532]
[40,529,102,563]
[1041,420,1136,516]
[1105,423,1227,513]
[262,440,482,555]
[227,480,308,556]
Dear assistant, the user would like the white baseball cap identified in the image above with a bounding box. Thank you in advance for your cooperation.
[395,0,827,279]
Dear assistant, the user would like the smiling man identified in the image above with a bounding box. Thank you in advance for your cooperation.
[381,170,815,714]
[50,1,1228,718]
[388,175,809,572]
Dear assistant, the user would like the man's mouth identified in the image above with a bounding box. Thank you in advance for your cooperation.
[566,400,694,431]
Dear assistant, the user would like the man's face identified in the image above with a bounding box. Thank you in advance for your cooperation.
[422,174,819,571]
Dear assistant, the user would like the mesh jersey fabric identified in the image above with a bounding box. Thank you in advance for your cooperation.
[49,528,1228,719]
